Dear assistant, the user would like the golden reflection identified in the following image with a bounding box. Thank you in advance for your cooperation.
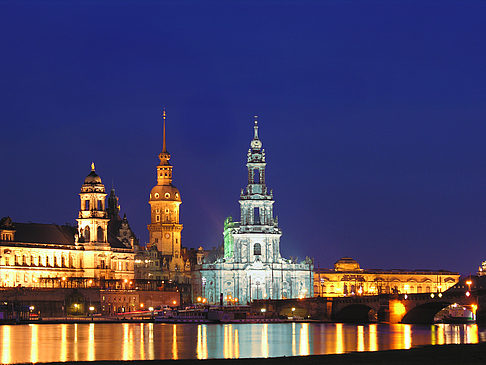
[357,325,364,352]
[172,324,178,359]
[453,325,460,344]
[437,324,445,345]
[261,324,269,358]
[197,325,205,360]
[122,323,131,360]
[140,323,145,359]
[74,323,78,361]
[431,325,436,345]
[235,329,240,358]
[88,323,95,361]
[389,324,401,349]
[369,324,377,352]
[335,323,344,354]
[2,326,11,364]
[30,325,38,363]
[299,323,309,356]
[60,324,67,362]
[291,322,297,356]
[404,325,412,349]
[223,325,231,358]
[148,323,154,360]
[467,324,479,344]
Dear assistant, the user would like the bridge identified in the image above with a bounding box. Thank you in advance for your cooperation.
[254,276,486,324]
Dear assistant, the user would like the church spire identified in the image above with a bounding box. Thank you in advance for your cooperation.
[162,108,167,153]
[253,115,259,140]
[158,108,171,166]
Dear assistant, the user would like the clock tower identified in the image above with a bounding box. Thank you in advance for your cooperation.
[147,110,183,264]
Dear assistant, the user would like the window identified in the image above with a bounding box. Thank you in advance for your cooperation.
[253,169,260,183]
[85,200,90,210]
[97,226,104,242]
[254,243,261,256]
[22,255,26,266]
[62,256,66,268]
[97,200,103,210]
[254,207,260,224]
[84,226,90,241]
[156,215,160,222]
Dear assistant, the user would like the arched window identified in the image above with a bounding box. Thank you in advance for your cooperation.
[84,226,90,241]
[254,207,260,224]
[253,169,260,183]
[97,226,104,242]
[22,255,26,266]
[61,256,66,268]
[254,243,261,256]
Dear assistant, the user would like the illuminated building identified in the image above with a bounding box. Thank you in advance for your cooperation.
[194,119,314,304]
[314,257,459,297]
[136,110,192,286]
[478,261,486,276]
[0,164,136,287]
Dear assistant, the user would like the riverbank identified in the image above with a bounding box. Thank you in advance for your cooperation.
[13,342,486,365]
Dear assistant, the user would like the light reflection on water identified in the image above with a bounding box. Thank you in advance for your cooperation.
[0,322,483,363]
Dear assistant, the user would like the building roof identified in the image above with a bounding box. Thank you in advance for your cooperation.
[10,222,76,245]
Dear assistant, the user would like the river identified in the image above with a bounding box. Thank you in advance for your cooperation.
[0,322,484,363]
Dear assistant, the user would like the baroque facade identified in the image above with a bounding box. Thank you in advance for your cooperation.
[0,164,136,288]
[314,257,460,297]
[194,119,314,305]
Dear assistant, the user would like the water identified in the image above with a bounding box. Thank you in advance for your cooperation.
[0,322,484,363]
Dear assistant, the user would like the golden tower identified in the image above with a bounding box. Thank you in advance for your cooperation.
[147,110,183,262]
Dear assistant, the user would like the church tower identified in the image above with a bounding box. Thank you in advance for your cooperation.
[227,117,282,265]
[147,110,183,260]
[77,163,110,247]
[197,117,313,305]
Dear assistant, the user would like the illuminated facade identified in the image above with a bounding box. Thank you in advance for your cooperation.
[142,110,191,284]
[194,119,314,304]
[478,261,486,276]
[0,165,135,287]
[314,257,460,297]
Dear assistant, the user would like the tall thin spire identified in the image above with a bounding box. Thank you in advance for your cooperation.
[253,115,259,140]
[162,108,167,152]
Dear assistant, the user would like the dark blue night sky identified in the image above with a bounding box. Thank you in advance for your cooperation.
[1,1,486,274]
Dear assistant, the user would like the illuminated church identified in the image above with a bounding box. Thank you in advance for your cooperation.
[194,119,314,304]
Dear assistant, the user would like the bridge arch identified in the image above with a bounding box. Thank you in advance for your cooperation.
[401,301,452,324]
[334,304,377,323]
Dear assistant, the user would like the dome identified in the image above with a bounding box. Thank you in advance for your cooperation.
[84,170,102,185]
[334,257,361,272]
[150,184,181,202]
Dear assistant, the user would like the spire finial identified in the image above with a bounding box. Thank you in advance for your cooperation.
[91,162,95,171]
[162,108,167,152]
[253,115,259,140]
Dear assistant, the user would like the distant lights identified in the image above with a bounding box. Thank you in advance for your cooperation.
[466,291,471,297]
[430,293,435,298]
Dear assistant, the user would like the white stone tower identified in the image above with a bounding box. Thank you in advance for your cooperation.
[77,163,110,247]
